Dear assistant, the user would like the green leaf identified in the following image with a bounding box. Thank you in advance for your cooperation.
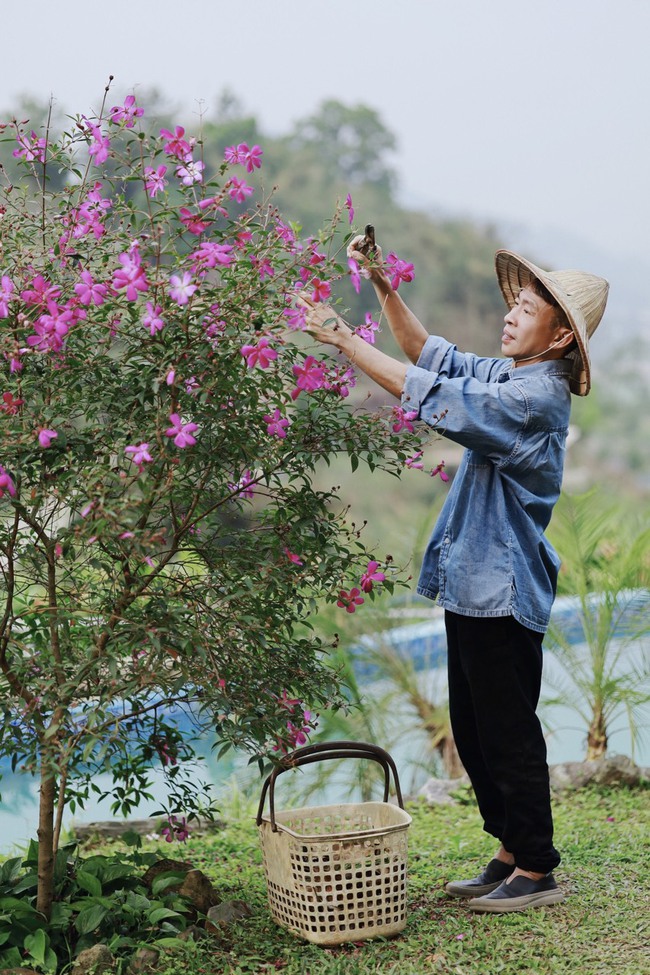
[75,870,103,897]
[24,929,47,966]
[147,906,182,924]
[74,903,110,935]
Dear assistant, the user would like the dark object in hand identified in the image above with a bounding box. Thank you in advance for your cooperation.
[358,224,376,256]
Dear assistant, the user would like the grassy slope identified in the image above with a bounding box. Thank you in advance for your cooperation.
[149,785,649,975]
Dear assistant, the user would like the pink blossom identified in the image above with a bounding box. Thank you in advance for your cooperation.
[356,313,380,344]
[283,304,308,331]
[165,413,198,448]
[227,177,254,203]
[144,164,168,198]
[283,546,303,566]
[13,130,46,163]
[224,143,246,166]
[179,207,210,235]
[345,193,354,224]
[263,408,290,438]
[109,94,144,128]
[166,369,176,386]
[86,121,110,166]
[251,256,274,281]
[175,159,204,186]
[169,272,198,305]
[26,302,74,353]
[276,221,297,247]
[360,561,386,593]
[327,364,357,399]
[386,252,415,290]
[0,276,14,317]
[235,230,254,249]
[240,337,277,369]
[0,466,16,499]
[229,469,255,500]
[20,275,61,309]
[189,241,234,270]
[160,126,192,160]
[125,442,153,469]
[74,270,107,306]
[310,278,331,303]
[112,244,149,300]
[405,451,425,470]
[243,144,263,173]
[143,302,165,336]
[291,356,329,400]
[1,392,23,415]
[337,588,364,613]
[161,814,190,843]
[38,429,58,449]
[431,461,450,482]
[348,258,361,294]
[391,406,418,434]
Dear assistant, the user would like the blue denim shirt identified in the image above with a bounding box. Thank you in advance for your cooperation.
[402,336,574,633]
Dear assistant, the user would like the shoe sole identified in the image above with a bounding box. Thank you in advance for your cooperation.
[445,880,503,898]
[469,889,565,913]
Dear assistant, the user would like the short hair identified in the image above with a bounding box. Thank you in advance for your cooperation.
[526,276,577,349]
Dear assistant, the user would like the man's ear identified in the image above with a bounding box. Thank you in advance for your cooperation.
[554,328,575,350]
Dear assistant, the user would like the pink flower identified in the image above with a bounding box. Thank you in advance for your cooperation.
[125,442,153,469]
[0,466,16,499]
[345,193,354,224]
[161,815,190,843]
[166,369,175,386]
[229,469,255,500]
[348,258,361,294]
[112,244,149,300]
[386,252,415,290]
[160,126,192,160]
[20,275,61,309]
[251,256,274,281]
[175,159,204,186]
[13,130,46,163]
[291,356,329,400]
[431,461,450,482]
[165,413,198,449]
[311,278,331,303]
[391,406,418,434]
[356,313,380,344]
[283,304,308,331]
[143,302,165,336]
[405,451,424,470]
[327,364,356,399]
[263,408,290,438]
[337,588,364,613]
[74,270,107,306]
[38,429,58,449]
[283,546,303,566]
[360,560,386,593]
[189,241,234,270]
[169,272,198,305]
[1,392,23,415]
[144,164,167,198]
[179,207,210,234]
[0,276,15,317]
[227,177,254,203]
[109,94,144,128]
[26,302,74,353]
[243,144,263,173]
[85,121,110,166]
[240,337,277,370]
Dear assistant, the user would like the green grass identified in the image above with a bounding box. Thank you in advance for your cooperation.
[132,784,649,975]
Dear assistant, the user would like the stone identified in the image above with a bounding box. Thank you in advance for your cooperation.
[141,857,195,890]
[71,944,116,975]
[0,969,41,975]
[177,924,209,942]
[416,775,471,805]
[549,755,646,791]
[205,899,254,933]
[178,868,221,916]
[128,948,160,974]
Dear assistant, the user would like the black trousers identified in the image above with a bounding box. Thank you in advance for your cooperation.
[445,610,560,874]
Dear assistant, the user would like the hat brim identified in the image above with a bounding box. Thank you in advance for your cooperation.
[495,249,591,395]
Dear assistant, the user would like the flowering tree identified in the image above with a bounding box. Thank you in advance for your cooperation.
[0,89,434,919]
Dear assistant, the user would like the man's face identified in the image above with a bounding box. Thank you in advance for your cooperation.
[501,286,560,364]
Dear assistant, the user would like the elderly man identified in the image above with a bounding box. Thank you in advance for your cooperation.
[299,237,608,913]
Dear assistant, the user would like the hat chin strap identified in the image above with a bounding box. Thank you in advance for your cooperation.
[513,340,562,364]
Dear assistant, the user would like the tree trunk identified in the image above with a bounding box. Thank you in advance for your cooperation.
[586,710,608,760]
[36,754,56,920]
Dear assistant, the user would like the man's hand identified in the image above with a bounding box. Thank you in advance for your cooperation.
[295,294,354,349]
[347,233,386,284]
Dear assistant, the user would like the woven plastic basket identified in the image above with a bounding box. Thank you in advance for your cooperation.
[256,741,412,946]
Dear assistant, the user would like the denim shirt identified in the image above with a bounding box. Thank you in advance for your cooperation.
[402,335,574,633]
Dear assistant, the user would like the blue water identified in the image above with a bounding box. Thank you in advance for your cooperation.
[1,594,648,853]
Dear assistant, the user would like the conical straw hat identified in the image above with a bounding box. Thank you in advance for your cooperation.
[495,249,609,395]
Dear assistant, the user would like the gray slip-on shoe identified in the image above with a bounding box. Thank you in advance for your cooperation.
[445,858,515,898]
[468,872,565,913]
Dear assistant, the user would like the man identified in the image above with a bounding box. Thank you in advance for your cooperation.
[299,239,609,913]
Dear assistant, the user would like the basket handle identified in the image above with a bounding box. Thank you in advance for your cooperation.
[256,740,406,830]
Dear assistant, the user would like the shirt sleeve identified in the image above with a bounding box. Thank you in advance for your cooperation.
[402,339,530,462]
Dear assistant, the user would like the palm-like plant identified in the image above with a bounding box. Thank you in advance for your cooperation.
[544,491,650,760]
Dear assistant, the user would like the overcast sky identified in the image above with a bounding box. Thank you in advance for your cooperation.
[2,0,649,279]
